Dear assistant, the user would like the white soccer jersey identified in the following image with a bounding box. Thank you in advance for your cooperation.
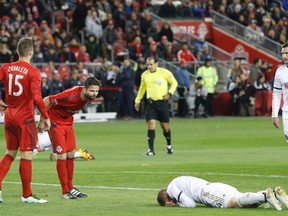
[272,65,288,117]
[167,176,241,208]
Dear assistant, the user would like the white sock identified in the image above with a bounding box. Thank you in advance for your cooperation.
[238,191,266,207]
[74,151,81,158]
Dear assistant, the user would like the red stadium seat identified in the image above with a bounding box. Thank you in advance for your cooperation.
[41,64,53,79]
[58,64,71,81]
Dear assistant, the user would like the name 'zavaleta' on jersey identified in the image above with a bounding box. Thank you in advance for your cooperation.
[0,60,48,122]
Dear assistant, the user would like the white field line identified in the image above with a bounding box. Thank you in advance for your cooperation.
[3,171,288,191]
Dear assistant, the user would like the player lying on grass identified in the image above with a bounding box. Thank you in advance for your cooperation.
[35,131,95,161]
[157,176,288,211]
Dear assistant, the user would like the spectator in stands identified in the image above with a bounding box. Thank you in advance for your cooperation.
[197,43,211,62]
[146,21,159,43]
[77,44,91,63]
[255,5,267,26]
[140,10,152,42]
[55,29,71,46]
[249,57,263,83]
[228,75,242,115]
[60,43,77,63]
[157,36,171,60]
[43,44,59,63]
[175,61,190,117]
[0,42,12,63]
[40,72,51,98]
[123,0,134,19]
[233,73,257,116]
[196,57,218,116]
[244,19,264,44]
[49,71,65,95]
[85,9,103,40]
[76,61,89,75]
[24,0,41,23]
[228,3,243,22]
[254,74,271,91]
[193,0,206,18]
[177,43,197,64]
[71,2,88,33]
[271,5,285,25]
[176,0,193,17]
[101,20,118,60]
[64,68,83,89]
[135,57,146,89]
[227,58,246,89]
[36,20,54,46]
[125,22,140,44]
[103,62,120,112]
[97,0,112,14]
[157,22,173,43]
[68,37,81,60]
[143,40,159,59]
[158,0,177,18]
[194,76,208,118]
[117,59,135,120]
[85,34,99,62]
[261,17,273,37]
[32,42,44,63]
[125,12,140,33]
[112,1,126,31]
[129,36,145,61]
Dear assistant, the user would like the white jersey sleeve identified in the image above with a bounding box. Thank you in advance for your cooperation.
[272,65,288,117]
[167,176,209,208]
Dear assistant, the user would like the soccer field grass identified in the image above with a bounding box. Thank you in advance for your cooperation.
[0,117,288,216]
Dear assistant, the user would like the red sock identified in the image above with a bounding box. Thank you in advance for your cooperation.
[19,159,32,197]
[0,154,14,190]
[56,159,69,194]
[66,158,74,190]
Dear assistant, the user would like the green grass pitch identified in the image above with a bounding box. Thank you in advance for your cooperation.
[0,117,288,216]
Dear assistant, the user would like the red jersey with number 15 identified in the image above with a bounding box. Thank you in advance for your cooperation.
[0,60,49,122]
[48,86,89,125]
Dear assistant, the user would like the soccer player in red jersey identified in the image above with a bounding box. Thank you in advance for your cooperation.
[0,37,51,204]
[39,76,101,199]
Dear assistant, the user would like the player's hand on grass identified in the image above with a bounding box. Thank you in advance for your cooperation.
[272,117,279,129]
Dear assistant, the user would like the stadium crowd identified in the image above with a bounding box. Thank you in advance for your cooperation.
[0,0,280,118]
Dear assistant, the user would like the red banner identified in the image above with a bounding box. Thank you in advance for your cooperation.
[155,20,212,39]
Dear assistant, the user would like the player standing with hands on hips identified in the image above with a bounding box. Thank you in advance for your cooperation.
[272,42,288,140]
[39,76,101,199]
[134,56,178,156]
[0,37,51,204]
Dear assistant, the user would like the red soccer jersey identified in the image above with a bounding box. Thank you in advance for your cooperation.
[48,86,89,125]
[0,60,48,122]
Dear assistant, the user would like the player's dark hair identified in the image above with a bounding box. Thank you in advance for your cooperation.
[282,42,288,49]
[157,188,167,206]
[17,37,33,57]
[83,76,102,88]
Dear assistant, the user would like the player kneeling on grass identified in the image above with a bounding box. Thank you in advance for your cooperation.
[38,76,101,199]
[158,176,288,211]
[36,131,95,161]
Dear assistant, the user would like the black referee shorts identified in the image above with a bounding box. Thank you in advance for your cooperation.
[145,99,170,123]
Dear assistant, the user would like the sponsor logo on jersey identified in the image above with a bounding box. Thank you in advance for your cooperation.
[56,146,63,153]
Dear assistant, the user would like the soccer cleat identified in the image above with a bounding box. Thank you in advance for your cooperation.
[275,186,288,208]
[70,188,87,198]
[144,150,155,156]
[77,148,95,160]
[0,190,2,204]
[167,145,173,154]
[265,188,282,211]
[21,194,48,204]
[62,192,78,199]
